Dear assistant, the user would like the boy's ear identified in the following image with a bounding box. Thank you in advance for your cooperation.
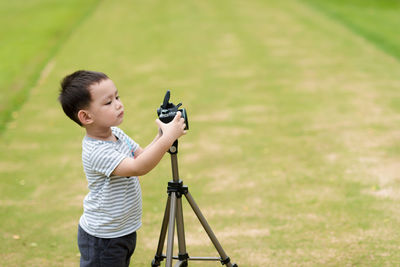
[77,110,93,126]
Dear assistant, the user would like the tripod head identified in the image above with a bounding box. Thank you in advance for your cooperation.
[157,90,189,130]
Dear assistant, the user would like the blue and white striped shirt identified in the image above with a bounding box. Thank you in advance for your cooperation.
[79,127,142,238]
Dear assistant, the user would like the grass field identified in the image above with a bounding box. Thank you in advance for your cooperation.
[0,0,100,133]
[1,0,400,266]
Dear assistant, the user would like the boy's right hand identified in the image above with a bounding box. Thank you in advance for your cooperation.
[155,112,186,143]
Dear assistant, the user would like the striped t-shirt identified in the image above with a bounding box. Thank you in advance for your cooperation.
[79,127,142,238]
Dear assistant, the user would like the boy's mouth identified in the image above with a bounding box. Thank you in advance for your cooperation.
[118,111,124,118]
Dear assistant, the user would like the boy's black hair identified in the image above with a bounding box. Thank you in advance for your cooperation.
[59,70,108,126]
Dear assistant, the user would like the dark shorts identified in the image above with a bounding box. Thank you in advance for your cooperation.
[77,225,137,267]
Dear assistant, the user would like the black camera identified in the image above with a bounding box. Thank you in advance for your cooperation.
[157,90,189,130]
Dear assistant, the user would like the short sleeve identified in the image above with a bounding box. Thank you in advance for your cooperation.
[89,143,126,177]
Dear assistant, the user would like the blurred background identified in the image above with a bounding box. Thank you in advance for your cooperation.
[1,0,399,266]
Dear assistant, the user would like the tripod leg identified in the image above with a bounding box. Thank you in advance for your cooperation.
[152,195,171,266]
[166,192,177,267]
[175,196,188,266]
[185,191,236,267]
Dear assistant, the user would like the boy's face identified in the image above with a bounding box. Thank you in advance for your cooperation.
[84,78,124,128]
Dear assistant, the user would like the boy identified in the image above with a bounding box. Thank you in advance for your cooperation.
[58,70,186,267]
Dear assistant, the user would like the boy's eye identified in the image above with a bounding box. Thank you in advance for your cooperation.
[105,101,112,105]
[116,95,120,100]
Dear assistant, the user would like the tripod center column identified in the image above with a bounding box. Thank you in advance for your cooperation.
[170,153,180,182]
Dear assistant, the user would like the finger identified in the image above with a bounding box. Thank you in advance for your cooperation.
[174,111,182,121]
[155,118,164,128]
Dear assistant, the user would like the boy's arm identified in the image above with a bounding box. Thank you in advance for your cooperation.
[134,128,163,157]
[112,112,186,177]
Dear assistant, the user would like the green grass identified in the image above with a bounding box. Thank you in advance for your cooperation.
[0,0,100,133]
[302,0,400,61]
[1,0,400,266]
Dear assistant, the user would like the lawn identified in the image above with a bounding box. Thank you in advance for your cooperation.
[303,0,400,61]
[0,0,100,132]
[1,0,399,266]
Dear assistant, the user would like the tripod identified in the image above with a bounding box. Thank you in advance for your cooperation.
[151,140,238,267]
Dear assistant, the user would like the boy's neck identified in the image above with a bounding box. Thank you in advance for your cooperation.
[85,126,117,141]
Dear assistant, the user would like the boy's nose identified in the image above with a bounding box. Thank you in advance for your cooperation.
[116,100,123,109]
